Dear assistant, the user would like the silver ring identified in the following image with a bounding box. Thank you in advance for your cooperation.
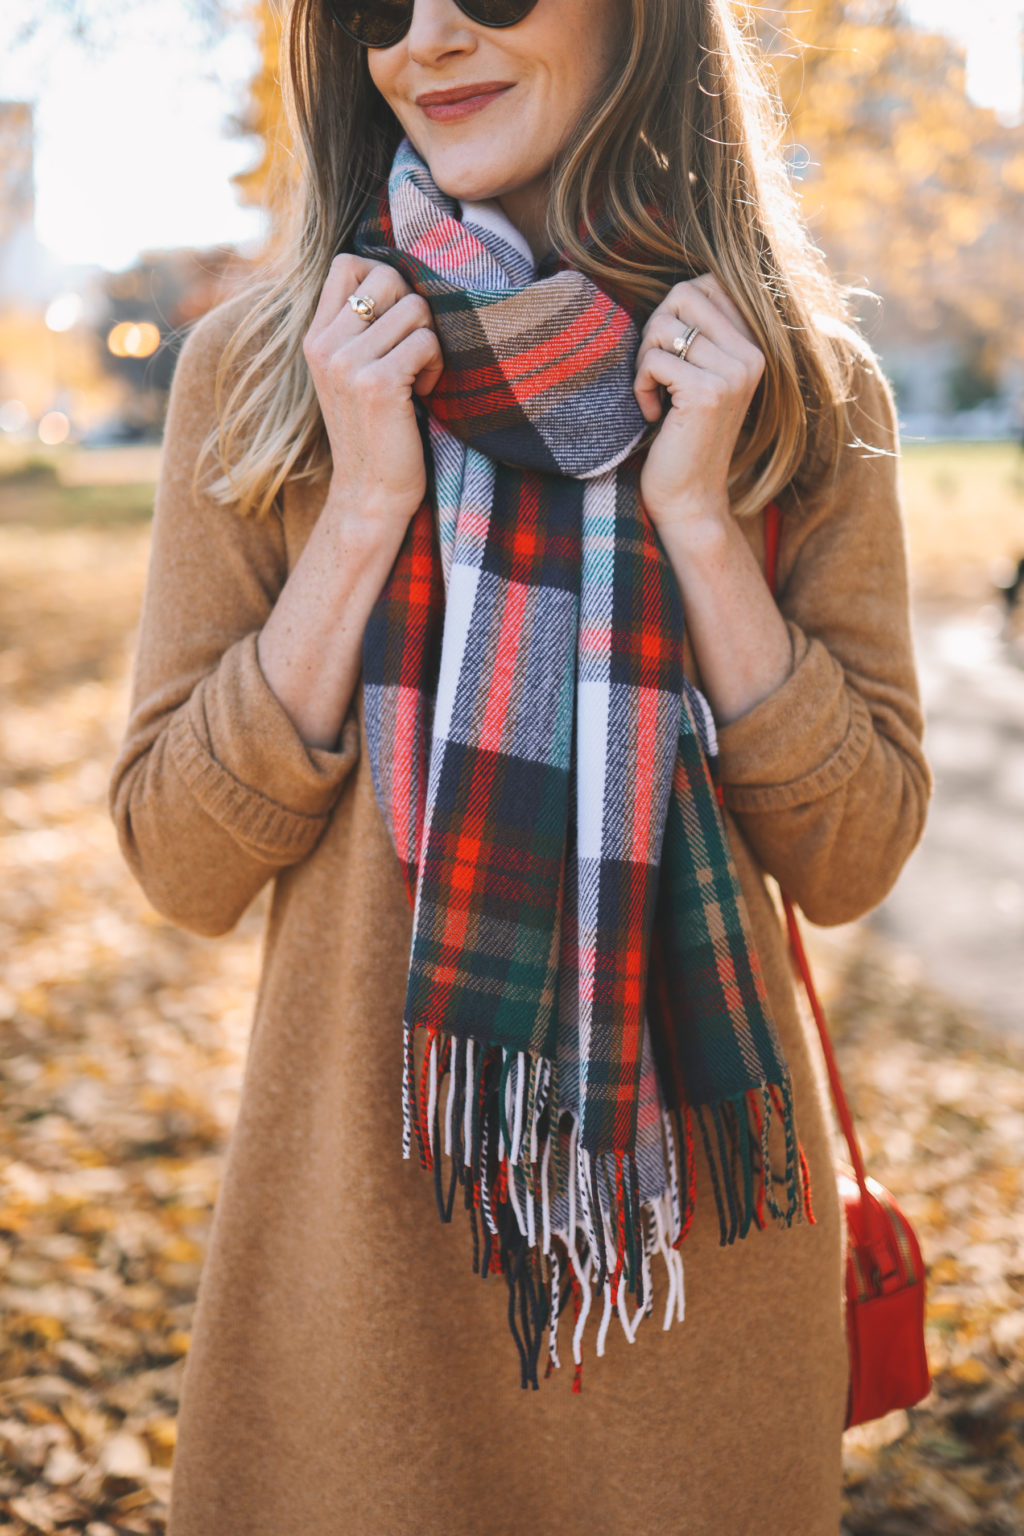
[348,292,376,323]
[671,324,700,361]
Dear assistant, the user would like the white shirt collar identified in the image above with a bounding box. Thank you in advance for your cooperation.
[458,198,536,271]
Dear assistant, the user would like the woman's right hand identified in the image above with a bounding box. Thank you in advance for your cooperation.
[302,253,444,533]
[255,256,442,752]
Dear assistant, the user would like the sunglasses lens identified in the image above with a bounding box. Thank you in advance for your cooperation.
[328,0,539,45]
[327,0,413,47]
[457,0,539,24]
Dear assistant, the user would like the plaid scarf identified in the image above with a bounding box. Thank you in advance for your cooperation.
[357,140,812,1390]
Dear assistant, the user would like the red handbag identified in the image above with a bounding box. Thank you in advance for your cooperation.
[764,501,932,1428]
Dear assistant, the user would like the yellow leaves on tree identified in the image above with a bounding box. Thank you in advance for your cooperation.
[757,1,1024,351]
[232,0,296,244]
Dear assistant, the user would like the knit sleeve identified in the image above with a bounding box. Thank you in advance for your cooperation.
[108,302,359,938]
[714,347,932,926]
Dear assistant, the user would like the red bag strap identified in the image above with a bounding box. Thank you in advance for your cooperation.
[763,501,871,1200]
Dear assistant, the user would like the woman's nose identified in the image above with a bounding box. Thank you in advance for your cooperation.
[404,0,478,63]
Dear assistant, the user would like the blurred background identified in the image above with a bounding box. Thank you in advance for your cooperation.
[1,2,1023,1533]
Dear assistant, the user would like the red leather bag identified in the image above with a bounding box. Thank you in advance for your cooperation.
[764,501,932,1428]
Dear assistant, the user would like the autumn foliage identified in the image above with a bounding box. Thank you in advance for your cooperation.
[757,2,1024,352]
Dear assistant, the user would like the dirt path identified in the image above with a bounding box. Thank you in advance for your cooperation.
[875,605,1024,1035]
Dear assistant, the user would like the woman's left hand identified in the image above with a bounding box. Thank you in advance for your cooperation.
[635,274,766,529]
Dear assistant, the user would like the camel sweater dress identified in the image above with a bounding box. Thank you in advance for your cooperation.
[109,298,931,1536]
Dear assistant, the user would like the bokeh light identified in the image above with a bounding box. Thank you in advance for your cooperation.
[0,400,30,435]
[44,293,83,332]
[106,321,161,360]
[37,410,71,445]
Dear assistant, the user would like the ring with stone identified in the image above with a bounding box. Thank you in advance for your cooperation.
[671,324,700,360]
[348,292,377,323]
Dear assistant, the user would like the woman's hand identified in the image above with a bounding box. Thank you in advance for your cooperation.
[634,274,765,530]
[256,257,442,752]
[303,253,444,534]
[632,274,791,724]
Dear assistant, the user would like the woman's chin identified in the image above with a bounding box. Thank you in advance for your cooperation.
[416,142,524,208]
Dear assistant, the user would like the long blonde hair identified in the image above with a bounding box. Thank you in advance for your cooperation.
[200,0,874,521]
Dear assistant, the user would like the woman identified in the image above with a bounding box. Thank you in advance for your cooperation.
[110,0,930,1530]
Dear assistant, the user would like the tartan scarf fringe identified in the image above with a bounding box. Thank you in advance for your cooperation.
[405,1021,814,1391]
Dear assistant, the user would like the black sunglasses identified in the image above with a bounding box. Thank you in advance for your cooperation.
[327,0,540,49]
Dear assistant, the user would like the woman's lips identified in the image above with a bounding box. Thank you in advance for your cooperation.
[416,82,513,123]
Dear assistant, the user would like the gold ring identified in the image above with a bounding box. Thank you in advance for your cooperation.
[348,292,376,323]
[671,324,700,361]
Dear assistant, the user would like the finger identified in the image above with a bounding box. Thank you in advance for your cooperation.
[308,254,374,338]
[319,290,438,370]
[633,338,741,418]
[412,338,445,397]
[634,326,740,422]
[641,315,761,385]
[367,325,445,397]
[689,273,759,347]
[644,282,754,369]
[632,325,721,420]
[636,306,762,423]
[308,256,408,341]
[671,273,757,346]
[340,263,412,334]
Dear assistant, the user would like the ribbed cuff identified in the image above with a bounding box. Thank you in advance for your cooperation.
[167,632,360,863]
[716,622,873,813]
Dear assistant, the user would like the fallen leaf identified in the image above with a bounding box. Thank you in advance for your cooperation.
[97,1432,150,1481]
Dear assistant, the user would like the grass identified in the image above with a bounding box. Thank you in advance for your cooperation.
[0,455,156,529]
[899,441,1024,603]
[0,478,158,528]
[1,438,1022,600]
